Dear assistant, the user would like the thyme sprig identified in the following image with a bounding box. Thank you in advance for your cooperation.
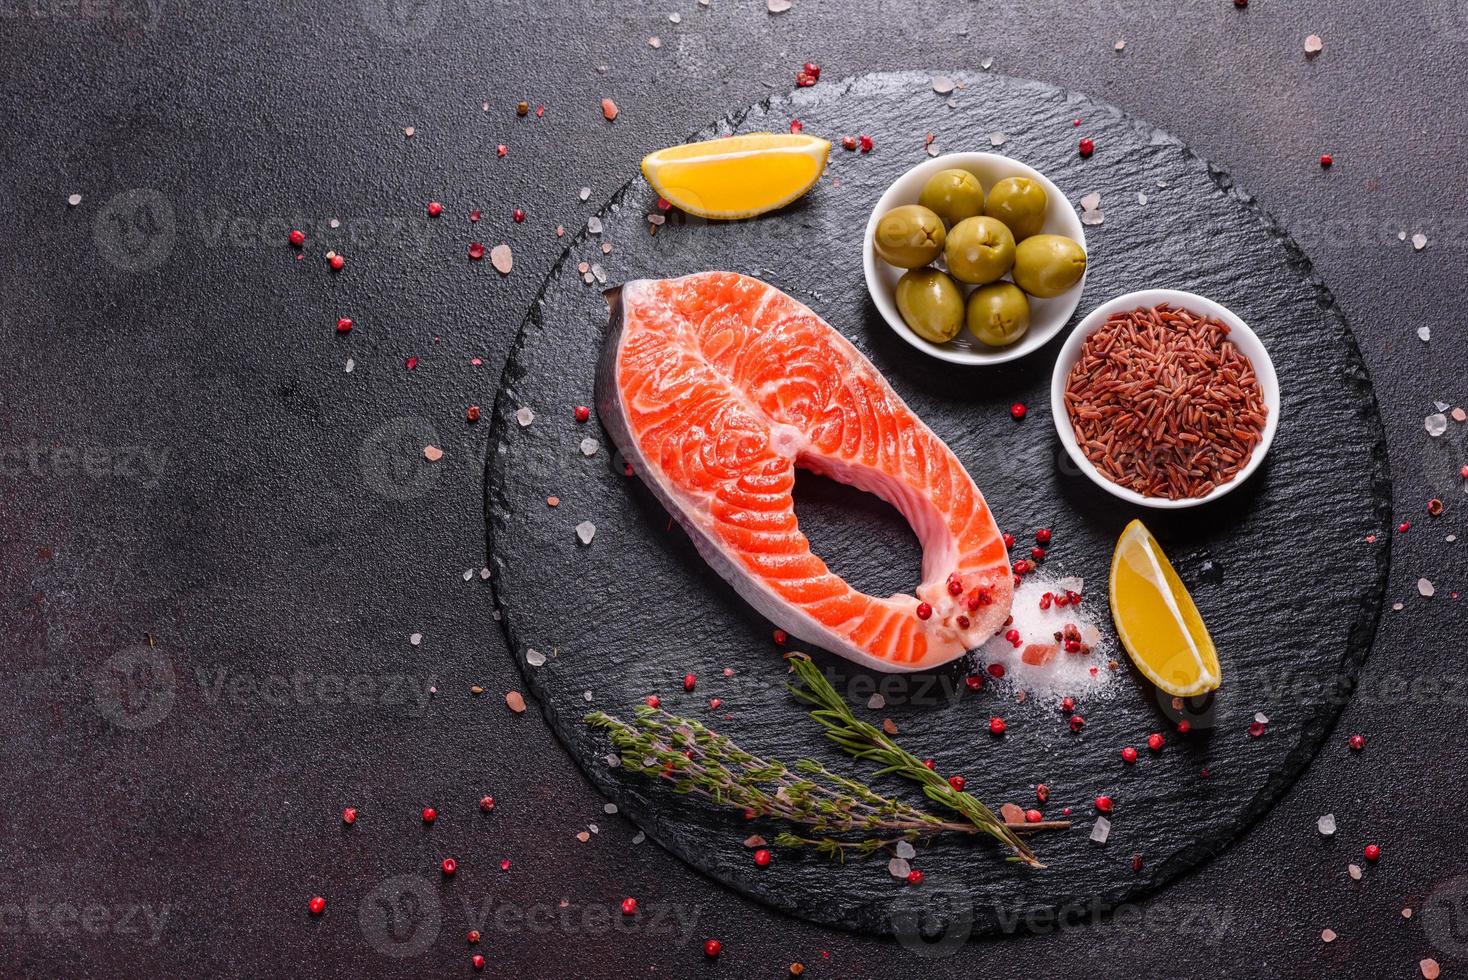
[784,652,1044,867]
[585,703,1066,864]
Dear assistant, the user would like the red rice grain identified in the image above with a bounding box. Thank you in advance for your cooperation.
[1064,305,1267,500]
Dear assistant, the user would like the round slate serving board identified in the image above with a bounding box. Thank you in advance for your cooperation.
[485,72,1392,938]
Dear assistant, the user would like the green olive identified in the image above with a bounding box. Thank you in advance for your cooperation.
[983,176,1048,241]
[966,283,1031,348]
[943,216,1016,285]
[894,269,964,344]
[873,205,946,268]
[917,169,985,228]
[1011,234,1088,298]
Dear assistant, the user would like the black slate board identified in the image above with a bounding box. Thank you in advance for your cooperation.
[485,72,1391,938]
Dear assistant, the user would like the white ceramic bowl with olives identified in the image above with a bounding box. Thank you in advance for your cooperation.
[863,152,1088,366]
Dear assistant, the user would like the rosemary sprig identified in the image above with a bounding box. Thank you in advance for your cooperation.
[584,707,1051,860]
[784,652,1044,868]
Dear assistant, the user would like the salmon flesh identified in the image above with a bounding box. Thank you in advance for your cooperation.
[596,272,1014,672]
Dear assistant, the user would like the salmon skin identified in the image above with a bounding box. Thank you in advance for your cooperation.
[596,272,1014,673]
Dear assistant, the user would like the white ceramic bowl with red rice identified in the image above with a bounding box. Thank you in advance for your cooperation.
[1050,289,1280,509]
[864,152,1088,366]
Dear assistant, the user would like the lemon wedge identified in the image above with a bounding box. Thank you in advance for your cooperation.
[1109,519,1221,697]
[640,133,831,220]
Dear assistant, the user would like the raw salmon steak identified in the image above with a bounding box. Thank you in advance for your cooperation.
[596,272,1014,672]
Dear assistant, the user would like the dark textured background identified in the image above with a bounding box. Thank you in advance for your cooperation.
[1,1,1466,977]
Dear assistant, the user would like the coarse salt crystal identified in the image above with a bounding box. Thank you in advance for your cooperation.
[583,690,593,702]
[1254,711,1269,724]
[1412,233,1428,250]
[1418,577,1435,597]
[1304,34,1323,54]
[604,803,618,814]
[516,407,535,427]
[1418,326,1431,342]
[1348,863,1362,880]
[345,358,354,373]
[526,649,547,667]
[491,244,513,274]
[1137,192,1148,205]
[932,76,955,94]
[1081,210,1105,226]
[1317,813,1336,836]
[632,831,645,844]
[887,857,911,878]
[480,567,491,580]
[588,217,603,234]
[1426,413,1448,437]
[867,693,885,710]
[67,193,82,207]
[1079,192,1102,212]
[410,633,423,646]
[977,572,1114,700]
[981,57,993,70]
[988,131,1007,146]
[576,521,597,544]
[580,438,600,456]
[767,0,791,12]
[1321,928,1336,943]
[463,569,474,581]
[580,187,591,201]
[1090,816,1111,844]
[895,841,916,859]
